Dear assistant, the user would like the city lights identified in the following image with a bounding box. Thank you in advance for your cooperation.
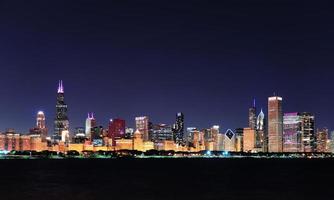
[0,81,332,159]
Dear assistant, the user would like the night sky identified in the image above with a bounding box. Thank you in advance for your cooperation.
[0,1,333,133]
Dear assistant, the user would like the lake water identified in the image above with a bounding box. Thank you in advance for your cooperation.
[0,158,332,200]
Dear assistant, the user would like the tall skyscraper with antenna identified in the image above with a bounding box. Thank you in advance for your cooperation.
[53,80,69,142]
[85,113,96,138]
[248,99,257,130]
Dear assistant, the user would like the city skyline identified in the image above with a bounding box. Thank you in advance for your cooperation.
[0,80,330,139]
[1,2,333,200]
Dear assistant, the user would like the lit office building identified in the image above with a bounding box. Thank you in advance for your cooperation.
[330,131,334,153]
[243,128,256,152]
[211,126,221,151]
[256,109,266,152]
[235,128,244,152]
[135,116,149,142]
[249,99,257,129]
[85,113,96,138]
[191,129,205,151]
[0,134,5,150]
[108,118,126,146]
[125,128,134,139]
[186,127,198,145]
[268,96,283,152]
[36,111,48,141]
[73,127,86,144]
[300,112,316,152]
[283,113,302,152]
[53,80,69,143]
[173,112,185,145]
[151,124,173,142]
[224,129,236,152]
[316,128,328,153]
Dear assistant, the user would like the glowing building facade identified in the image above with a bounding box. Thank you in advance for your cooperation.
[300,112,315,152]
[283,113,302,152]
[152,124,173,142]
[224,129,236,152]
[316,128,328,153]
[53,80,69,143]
[108,118,126,146]
[249,99,257,130]
[173,112,185,145]
[135,116,149,142]
[268,96,283,152]
[36,111,48,141]
[243,128,256,152]
[85,113,96,138]
[256,109,266,152]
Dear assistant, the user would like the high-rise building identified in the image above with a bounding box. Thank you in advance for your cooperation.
[249,99,257,130]
[256,109,266,151]
[0,134,5,150]
[235,128,244,152]
[300,112,316,152]
[151,124,173,143]
[91,126,104,146]
[268,96,283,152]
[243,128,256,152]
[125,128,134,139]
[53,80,69,143]
[224,129,236,152]
[36,111,48,141]
[37,111,46,129]
[73,127,86,144]
[85,113,96,138]
[316,128,328,153]
[330,131,334,154]
[211,125,221,151]
[136,116,149,141]
[173,112,185,145]
[283,113,302,152]
[108,118,126,146]
[186,127,198,145]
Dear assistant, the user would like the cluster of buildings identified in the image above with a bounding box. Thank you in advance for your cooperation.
[0,81,332,155]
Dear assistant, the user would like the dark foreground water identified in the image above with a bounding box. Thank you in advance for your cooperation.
[0,158,332,200]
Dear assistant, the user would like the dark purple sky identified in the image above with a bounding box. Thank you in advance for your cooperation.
[0,0,333,133]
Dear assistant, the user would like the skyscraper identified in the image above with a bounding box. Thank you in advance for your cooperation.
[211,125,221,151]
[85,113,96,138]
[256,109,266,151]
[136,116,149,141]
[151,124,173,143]
[283,113,302,152]
[235,128,244,152]
[316,128,328,153]
[173,112,185,145]
[37,111,46,129]
[108,118,126,146]
[243,127,256,152]
[300,112,315,152]
[224,129,236,152]
[249,99,257,130]
[53,80,69,142]
[36,111,48,141]
[268,96,283,153]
